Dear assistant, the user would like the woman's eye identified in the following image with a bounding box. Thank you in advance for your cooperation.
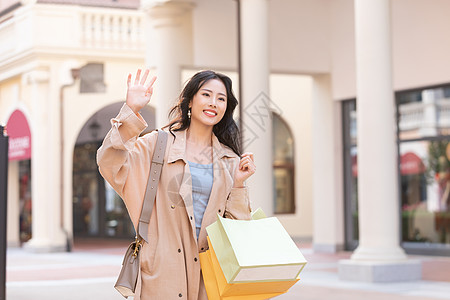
[202,93,210,97]
[219,98,226,101]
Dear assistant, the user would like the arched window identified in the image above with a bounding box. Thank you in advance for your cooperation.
[272,113,295,214]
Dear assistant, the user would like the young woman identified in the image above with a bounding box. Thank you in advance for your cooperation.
[97,69,256,299]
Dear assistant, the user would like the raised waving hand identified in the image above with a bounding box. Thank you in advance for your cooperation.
[126,69,157,114]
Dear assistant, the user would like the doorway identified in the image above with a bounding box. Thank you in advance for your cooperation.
[72,102,155,239]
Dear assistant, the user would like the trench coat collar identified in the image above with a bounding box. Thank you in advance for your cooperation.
[167,128,238,164]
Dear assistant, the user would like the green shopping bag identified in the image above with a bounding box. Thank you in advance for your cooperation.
[206,210,307,284]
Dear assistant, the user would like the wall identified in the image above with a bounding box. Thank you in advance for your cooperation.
[330,0,450,100]
[269,0,330,74]
[392,0,450,90]
[329,0,356,101]
[192,0,331,74]
[270,74,314,238]
[191,0,238,70]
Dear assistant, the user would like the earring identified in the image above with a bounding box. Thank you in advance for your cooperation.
[187,108,191,119]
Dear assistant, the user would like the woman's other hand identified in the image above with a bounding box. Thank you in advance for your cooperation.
[126,69,157,114]
[233,152,256,188]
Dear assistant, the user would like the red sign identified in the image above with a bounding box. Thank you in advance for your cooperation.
[400,152,425,175]
[6,110,32,161]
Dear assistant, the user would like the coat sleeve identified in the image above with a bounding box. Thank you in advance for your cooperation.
[224,187,252,220]
[224,157,252,220]
[96,103,158,229]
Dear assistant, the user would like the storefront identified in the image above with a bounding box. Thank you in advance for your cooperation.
[343,84,450,255]
[71,102,155,239]
[6,109,32,244]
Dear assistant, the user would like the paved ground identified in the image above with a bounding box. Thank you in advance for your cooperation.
[6,239,450,300]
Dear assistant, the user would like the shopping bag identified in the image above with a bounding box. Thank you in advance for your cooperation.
[199,249,285,300]
[207,237,299,297]
[206,211,307,284]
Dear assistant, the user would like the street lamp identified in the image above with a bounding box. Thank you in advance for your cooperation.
[0,125,9,300]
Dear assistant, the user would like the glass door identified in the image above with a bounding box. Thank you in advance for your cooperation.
[342,100,358,250]
[73,142,133,239]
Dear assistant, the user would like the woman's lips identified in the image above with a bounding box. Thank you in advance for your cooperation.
[203,110,217,117]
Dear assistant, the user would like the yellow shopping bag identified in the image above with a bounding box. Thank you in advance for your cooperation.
[207,237,300,297]
[200,209,305,299]
[200,248,286,300]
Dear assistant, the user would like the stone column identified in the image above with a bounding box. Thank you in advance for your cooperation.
[239,0,273,215]
[22,69,66,252]
[7,161,20,247]
[312,75,345,253]
[142,0,194,128]
[339,0,421,282]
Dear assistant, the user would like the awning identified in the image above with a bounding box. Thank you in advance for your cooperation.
[400,152,425,175]
[6,109,32,161]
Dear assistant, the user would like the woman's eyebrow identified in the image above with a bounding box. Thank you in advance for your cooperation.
[200,88,227,97]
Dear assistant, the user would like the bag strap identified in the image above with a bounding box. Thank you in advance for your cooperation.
[138,129,168,243]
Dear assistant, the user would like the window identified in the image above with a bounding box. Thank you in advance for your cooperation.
[80,63,106,93]
[397,85,450,254]
[272,113,295,214]
[342,100,358,250]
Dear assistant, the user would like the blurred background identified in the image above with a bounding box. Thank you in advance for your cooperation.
[1,0,450,299]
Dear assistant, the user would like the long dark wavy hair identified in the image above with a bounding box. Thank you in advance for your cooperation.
[162,70,242,156]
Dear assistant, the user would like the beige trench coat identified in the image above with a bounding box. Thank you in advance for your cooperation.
[97,104,252,300]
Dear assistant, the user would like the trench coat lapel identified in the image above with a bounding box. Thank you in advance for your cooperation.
[166,130,196,236]
[203,134,235,218]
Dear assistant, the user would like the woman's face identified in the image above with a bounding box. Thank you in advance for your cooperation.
[189,79,227,128]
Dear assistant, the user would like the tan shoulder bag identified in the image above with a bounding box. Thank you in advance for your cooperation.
[114,129,168,298]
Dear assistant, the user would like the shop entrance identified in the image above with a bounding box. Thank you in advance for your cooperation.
[72,102,155,239]
[6,109,32,245]
[18,160,31,242]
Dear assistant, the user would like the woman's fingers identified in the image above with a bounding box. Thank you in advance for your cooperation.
[144,76,157,97]
[146,76,157,90]
[140,69,149,86]
[134,69,141,85]
[240,157,249,167]
[241,152,255,162]
[127,74,132,88]
[129,69,155,89]
[239,156,255,171]
[146,87,154,97]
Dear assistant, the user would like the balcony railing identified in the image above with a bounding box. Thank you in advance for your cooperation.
[80,9,144,50]
[398,99,450,131]
[348,98,450,140]
[0,4,145,64]
[399,102,425,131]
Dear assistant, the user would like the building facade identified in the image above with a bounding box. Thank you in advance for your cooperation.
[1,0,449,264]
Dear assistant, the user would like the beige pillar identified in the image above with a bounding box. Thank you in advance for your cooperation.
[142,0,194,127]
[22,69,66,252]
[7,161,20,247]
[240,0,273,215]
[339,0,421,282]
[353,0,405,261]
[312,75,344,253]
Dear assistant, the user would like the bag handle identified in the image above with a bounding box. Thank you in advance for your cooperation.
[138,129,168,243]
